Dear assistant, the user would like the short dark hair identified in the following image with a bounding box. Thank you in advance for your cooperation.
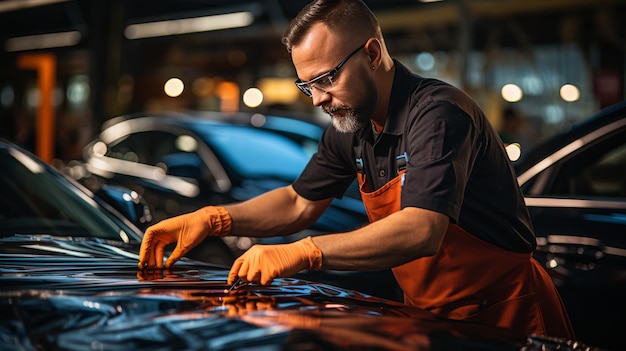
[281,0,381,53]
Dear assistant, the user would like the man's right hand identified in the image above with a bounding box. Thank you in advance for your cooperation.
[138,206,232,269]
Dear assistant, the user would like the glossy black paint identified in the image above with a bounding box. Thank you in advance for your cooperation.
[0,235,597,351]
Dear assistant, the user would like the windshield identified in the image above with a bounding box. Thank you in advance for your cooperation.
[195,123,310,180]
[0,144,141,242]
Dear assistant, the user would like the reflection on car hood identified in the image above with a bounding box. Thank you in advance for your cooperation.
[0,236,596,351]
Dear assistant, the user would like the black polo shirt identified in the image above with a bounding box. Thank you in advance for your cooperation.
[293,60,536,252]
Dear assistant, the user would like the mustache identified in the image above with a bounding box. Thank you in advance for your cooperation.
[322,104,350,115]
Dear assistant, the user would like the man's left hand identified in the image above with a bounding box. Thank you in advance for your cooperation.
[227,236,322,285]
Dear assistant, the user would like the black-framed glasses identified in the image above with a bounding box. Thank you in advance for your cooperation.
[295,42,367,97]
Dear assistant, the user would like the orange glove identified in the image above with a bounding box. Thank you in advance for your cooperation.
[228,236,322,285]
[138,206,231,269]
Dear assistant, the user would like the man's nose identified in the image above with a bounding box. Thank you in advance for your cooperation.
[311,87,330,106]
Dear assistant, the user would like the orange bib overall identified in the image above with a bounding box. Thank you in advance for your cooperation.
[357,170,574,339]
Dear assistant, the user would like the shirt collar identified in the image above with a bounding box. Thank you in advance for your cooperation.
[384,60,422,136]
[356,59,423,141]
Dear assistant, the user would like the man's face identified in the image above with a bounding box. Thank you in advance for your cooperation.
[291,23,376,133]
[321,74,376,133]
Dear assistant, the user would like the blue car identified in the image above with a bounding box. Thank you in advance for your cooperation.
[78,112,399,300]
[81,112,367,249]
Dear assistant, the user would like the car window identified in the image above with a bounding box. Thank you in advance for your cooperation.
[195,124,309,180]
[522,127,626,198]
[0,146,139,241]
[106,130,181,165]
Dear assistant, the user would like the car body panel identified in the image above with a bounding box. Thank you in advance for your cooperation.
[515,101,626,351]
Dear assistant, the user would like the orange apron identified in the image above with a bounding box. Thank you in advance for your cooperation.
[357,170,575,339]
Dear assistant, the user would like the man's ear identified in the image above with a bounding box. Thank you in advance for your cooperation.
[365,38,382,68]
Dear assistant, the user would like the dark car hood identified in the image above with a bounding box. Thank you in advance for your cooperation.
[0,236,594,351]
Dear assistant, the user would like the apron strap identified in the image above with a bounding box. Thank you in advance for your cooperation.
[354,144,364,174]
[354,146,408,175]
[396,152,408,173]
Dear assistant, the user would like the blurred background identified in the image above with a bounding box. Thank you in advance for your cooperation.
[0,0,624,164]
[2,2,625,349]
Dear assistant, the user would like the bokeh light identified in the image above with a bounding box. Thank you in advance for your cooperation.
[416,52,435,71]
[175,135,197,152]
[243,87,263,108]
[560,84,580,102]
[164,78,184,97]
[501,84,523,102]
[505,143,521,162]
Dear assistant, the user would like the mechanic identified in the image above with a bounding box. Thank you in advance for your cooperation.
[139,0,574,339]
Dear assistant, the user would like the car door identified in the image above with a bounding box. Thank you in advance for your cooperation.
[520,121,626,249]
[519,118,626,349]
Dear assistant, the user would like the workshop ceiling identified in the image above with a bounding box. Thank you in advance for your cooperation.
[0,0,624,55]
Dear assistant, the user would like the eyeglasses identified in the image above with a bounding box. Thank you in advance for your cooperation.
[295,42,367,97]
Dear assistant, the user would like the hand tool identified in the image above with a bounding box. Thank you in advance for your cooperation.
[225,277,247,293]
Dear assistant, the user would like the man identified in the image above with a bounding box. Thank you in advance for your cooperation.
[139,0,574,339]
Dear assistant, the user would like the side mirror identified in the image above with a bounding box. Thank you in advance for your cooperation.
[96,185,153,230]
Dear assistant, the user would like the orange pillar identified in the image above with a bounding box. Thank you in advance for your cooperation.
[17,53,56,163]
[216,81,240,114]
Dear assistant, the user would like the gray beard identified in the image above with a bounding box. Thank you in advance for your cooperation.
[324,105,366,133]
[331,111,362,133]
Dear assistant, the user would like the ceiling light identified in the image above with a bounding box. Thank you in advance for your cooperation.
[125,11,255,39]
[5,31,81,52]
[0,0,70,13]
